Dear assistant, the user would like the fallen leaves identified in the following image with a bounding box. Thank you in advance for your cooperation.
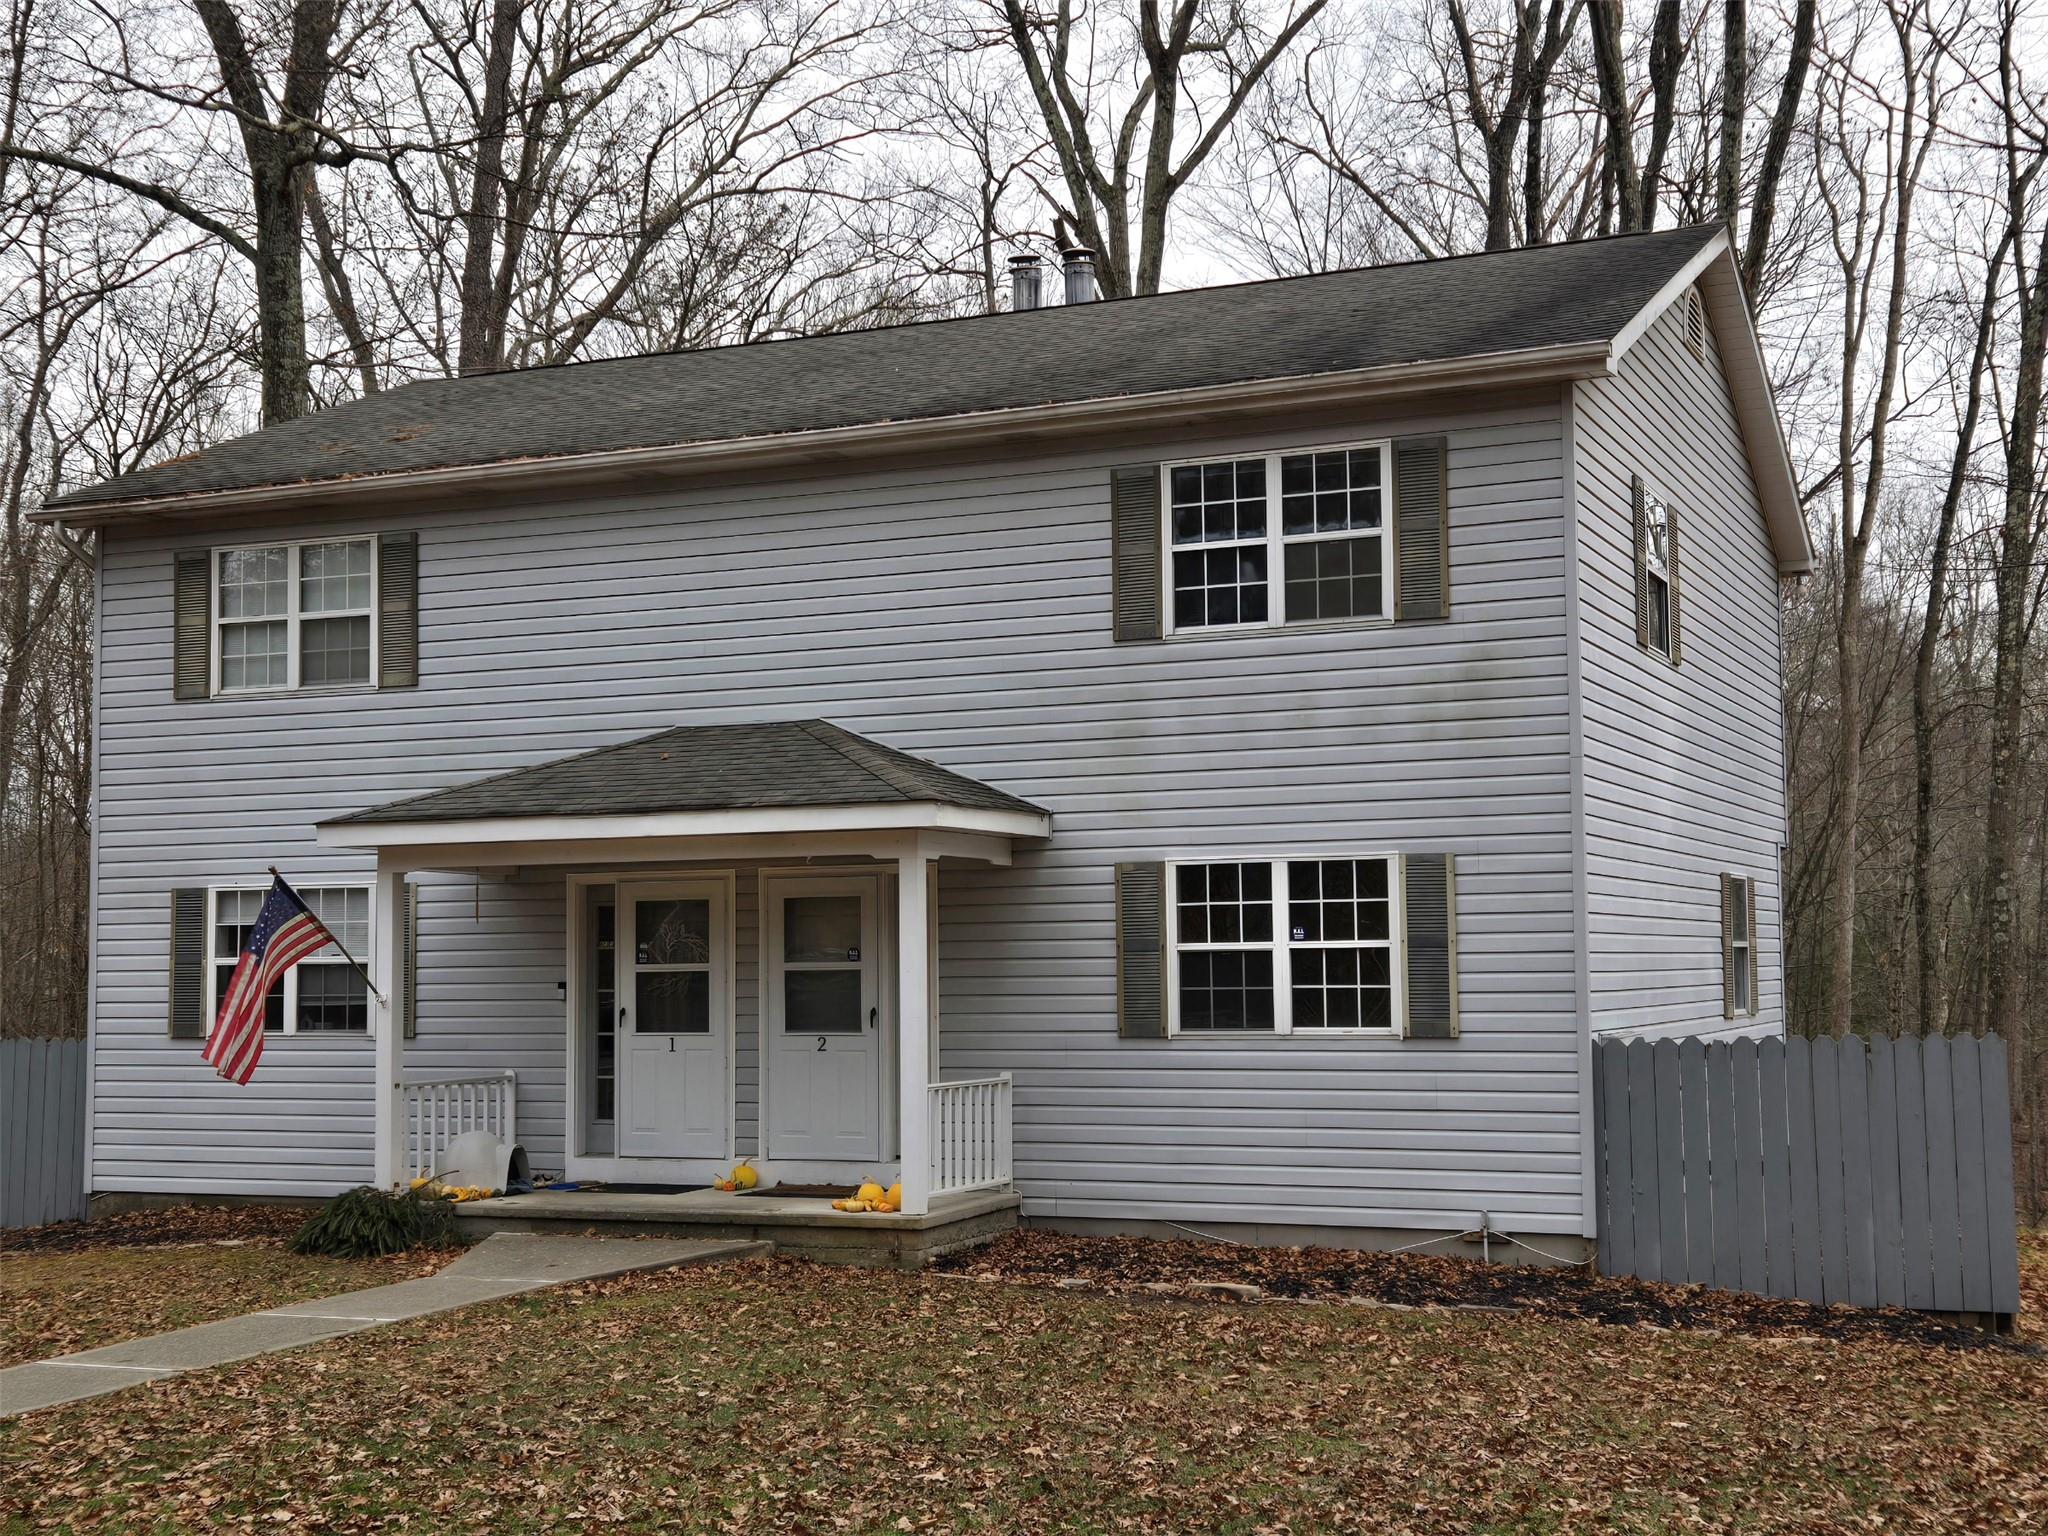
[0,1249,2041,1533]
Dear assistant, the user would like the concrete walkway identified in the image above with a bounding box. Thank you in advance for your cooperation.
[0,1232,767,1418]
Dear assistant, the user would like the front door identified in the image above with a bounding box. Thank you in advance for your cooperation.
[765,874,882,1162]
[618,880,728,1158]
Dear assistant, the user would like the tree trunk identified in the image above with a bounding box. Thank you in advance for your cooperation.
[458,0,523,375]
[1717,0,1745,227]
[1740,0,1816,299]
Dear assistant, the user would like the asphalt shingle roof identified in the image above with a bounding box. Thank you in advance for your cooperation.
[56,227,1720,510]
[321,720,1047,827]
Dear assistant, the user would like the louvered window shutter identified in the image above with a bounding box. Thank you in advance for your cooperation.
[169,888,207,1038]
[378,532,420,688]
[1401,854,1458,1038]
[173,551,211,701]
[1744,877,1759,1016]
[1393,436,1449,621]
[401,883,419,1039]
[1632,474,1652,649]
[1111,466,1162,641]
[1115,862,1167,1038]
[1720,874,1738,1020]
[1665,506,1683,663]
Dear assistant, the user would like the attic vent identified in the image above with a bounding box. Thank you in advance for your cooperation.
[1683,286,1707,362]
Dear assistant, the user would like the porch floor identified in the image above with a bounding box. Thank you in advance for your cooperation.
[451,1186,1019,1269]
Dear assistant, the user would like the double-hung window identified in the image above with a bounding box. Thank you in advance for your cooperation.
[209,886,371,1035]
[216,538,376,693]
[1642,494,1673,657]
[1168,855,1401,1035]
[1166,441,1392,633]
[1722,873,1757,1018]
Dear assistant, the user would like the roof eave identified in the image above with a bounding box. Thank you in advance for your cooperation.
[1606,227,1813,577]
[38,339,1617,530]
[315,800,1053,849]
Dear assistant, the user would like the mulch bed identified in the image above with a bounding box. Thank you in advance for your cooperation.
[936,1229,2040,1354]
[1,1203,312,1256]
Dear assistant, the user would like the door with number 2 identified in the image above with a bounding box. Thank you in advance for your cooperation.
[765,874,881,1162]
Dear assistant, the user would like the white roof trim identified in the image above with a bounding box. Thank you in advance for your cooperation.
[317,800,1051,850]
[1605,226,1812,576]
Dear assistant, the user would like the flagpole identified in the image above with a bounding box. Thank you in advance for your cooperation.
[269,866,387,1004]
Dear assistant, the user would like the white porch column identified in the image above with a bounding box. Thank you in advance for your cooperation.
[371,857,403,1190]
[897,837,932,1216]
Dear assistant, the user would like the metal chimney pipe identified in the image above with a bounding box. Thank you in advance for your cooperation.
[1061,246,1097,304]
[1008,253,1044,312]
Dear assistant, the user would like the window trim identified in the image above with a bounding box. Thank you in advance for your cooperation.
[1163,851,1407,1038]
[210,535,380,698]
[205,882,375,1038]
[1641,489,1675,660]
[1727,873,1756,1018]
[1158,438,1396,638]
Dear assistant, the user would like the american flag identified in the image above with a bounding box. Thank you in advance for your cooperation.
[203,875,341,1085]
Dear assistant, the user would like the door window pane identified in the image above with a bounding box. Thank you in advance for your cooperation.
[637,971,710,1033]
[785,970,863,1033]
[785,895,861,962]
[636,900,710,966]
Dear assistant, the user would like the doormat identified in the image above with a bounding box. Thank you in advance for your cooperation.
[738,1182,858,1199]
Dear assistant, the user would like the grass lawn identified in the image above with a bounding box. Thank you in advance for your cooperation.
[1,1236,451,1369]
[2,1252,2043,1534]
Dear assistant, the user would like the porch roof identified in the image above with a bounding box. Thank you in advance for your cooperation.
[316,719,1051,854]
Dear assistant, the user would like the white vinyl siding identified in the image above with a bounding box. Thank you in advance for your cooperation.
[89,394,1583,1229]
[1575,293,1786,1041]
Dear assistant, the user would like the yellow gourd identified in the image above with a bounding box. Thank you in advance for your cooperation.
[733,1158,759,1190]
[855,1180,885,1205]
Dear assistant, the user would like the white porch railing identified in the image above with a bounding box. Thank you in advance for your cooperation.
[398,1071,517,1184]
[927,1074,1013,1195]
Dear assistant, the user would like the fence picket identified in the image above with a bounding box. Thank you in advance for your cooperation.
[1894,1038,1934,1309]
[1922,1039,1964,1313]
[1707,1038,1741,1292]
[1598,1039,1633,1277]
[1652,1040,1686,1283]
[1865,1036,1906,1309]
[1758,1036,1796,1299]
[1976,1040,2022,1317]
[1625,1040,1662,1280]
[1950,1037,1993,1315]
[1678,1038,1713,1284]
[1730,1038,1767,1294]
[1837,1040,1877,1307]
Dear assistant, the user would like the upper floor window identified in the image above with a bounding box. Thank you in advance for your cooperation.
[210,885,371,1034]
[1166,441,1391,633]
[1641,490,1674,658]
[216,538,375,693]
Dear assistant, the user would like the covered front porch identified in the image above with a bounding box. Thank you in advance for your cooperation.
[315,721,1048,1226]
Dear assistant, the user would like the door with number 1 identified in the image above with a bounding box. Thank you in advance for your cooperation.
[618,880,729,1158]
[765,874,882,1162]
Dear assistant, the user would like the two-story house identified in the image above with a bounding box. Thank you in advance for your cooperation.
[42,223,1808,1261]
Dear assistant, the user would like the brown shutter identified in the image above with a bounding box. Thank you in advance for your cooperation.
[1720,874,1738,1020]
[1111,467,1161,641]
[1393,436,1449,621]
[1632,474,1652,650]
[1745,877,1759,1016]
[1402,854,1458,1038]
[1665,504,1683,664]
[377,532,420,688]
[1115,862,1167,1038]
[173,550,211,701]
[401,883,419,1039]
[169,888,207,1038]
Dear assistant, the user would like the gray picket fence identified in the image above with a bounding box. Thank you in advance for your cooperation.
[1,1037,89,1229]
[1594,1032,2021,1319]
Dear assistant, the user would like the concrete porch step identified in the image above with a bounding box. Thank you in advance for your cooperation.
[453,1186,1020,1268]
